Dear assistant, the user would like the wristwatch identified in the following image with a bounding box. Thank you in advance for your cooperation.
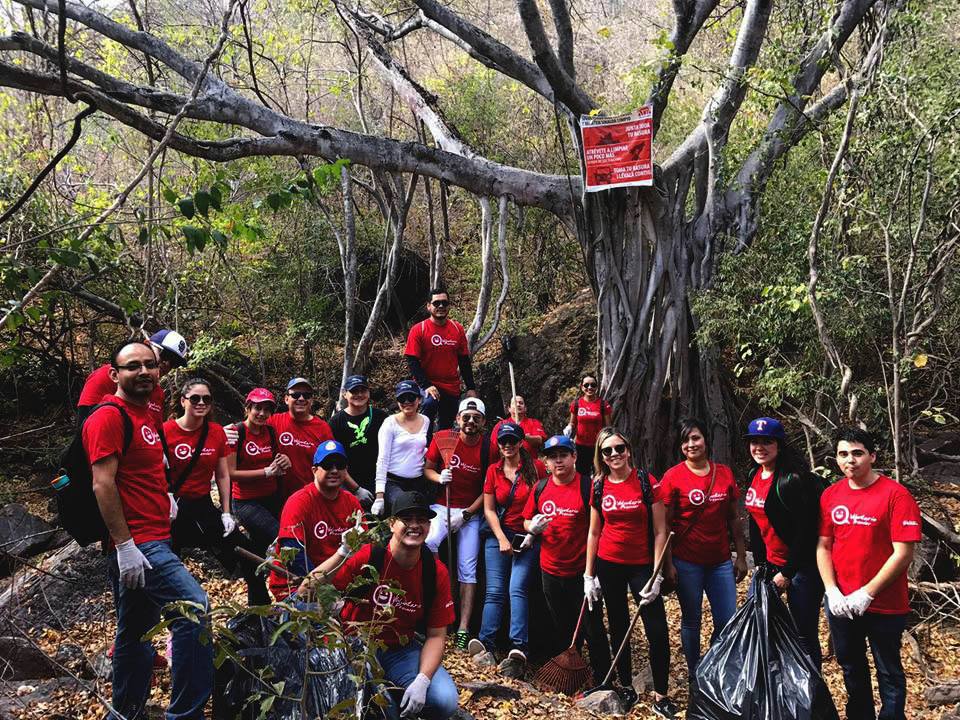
[461,510,474,522]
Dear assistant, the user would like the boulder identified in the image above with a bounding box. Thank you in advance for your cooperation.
[0,637,59,680]
[0,504,60,574]
[917,433,960,464]
[920,462,960,486]
[461,681,521,701]
[631,662,654,694]
[576,689,626,715]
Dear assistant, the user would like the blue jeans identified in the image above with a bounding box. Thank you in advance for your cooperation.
[377,642,459,720]
[828,611,907,720]
[108,540,213,720]
[674,558,737,676]
[479,531,539,652]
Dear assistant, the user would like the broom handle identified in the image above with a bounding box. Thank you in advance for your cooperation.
[568,596,589,650]
[508,361,518,421]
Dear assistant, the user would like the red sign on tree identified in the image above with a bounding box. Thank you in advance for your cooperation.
[580,106,653,191]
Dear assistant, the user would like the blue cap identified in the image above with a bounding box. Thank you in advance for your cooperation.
[313,439,347,465]
[343,374,369,391]
[395,380,421,398]
[744,417,785,440]
[497,421,524,442]
[543,435,576,454]
[149,329,188,365]
[286,377,313,391]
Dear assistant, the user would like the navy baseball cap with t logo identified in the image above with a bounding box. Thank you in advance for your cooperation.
[744,417,785,440]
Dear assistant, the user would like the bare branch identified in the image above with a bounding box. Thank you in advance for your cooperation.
[547,0,575,78]
[476,195,511,351]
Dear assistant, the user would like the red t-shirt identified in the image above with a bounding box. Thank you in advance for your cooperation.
[82,395,170,544]
[268,413,333,499]
[163,420,228,500]
[425,431,485,508]
[489,417,548,460]
[819,475,921,615]
[226,423,278,500]
[569,397,612,448]
[270,484,363,599]
[596,470,659,565]
[745,469,790,566]
[404,318,469,395]
[659,462,738,566]
[334,544,455,647]
[522,474,589,577]
[483,459,547,532]
[78,363,165,424]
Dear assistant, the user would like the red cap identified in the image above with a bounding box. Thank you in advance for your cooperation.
[245,388,276,405]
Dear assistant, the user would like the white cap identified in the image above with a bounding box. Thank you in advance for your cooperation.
[458,398,486,416]
[149,329,189,363]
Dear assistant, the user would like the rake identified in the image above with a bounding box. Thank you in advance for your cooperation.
[433,432,461,578]
[534,596,593,695]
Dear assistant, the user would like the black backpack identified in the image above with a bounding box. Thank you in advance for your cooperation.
[591,470,655,554]
[57,402,133,546]
[533,472,592,514]
[350,544,437,636]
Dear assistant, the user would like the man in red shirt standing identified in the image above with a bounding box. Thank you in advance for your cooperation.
[817,427,921,720]
[270,440,363,599]
[489,395,546,459]
[269,377,333,500]
[405,288,477,431]
[83,341,211,720]
[77,329,189,424]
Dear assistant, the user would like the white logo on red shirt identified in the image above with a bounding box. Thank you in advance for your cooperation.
[174,442,192,460]
[314,521,329,539]
[279,431,314,449]
[744,488,763,508]
[903,520,919,527]
[448,454,479,475]
[831,504,878,527]
[577,407,596,417]
[148,400,162,414]
[245,441,270,456]
[372,584,394,607]
[601,494,616,512]
[688,489,706,506]
[141,425,159,445]
[430,334,457,347]
[542,500,557,516]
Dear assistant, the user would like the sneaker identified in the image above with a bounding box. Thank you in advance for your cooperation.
[467,639,486,656]
[454,630,469,651]
[473,650,497,667]
[617,686,638,710]
[497,654,524,679]
[507,648,526,663]
[652,696,679,719]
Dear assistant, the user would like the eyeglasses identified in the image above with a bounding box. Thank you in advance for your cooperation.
[460,413,483,423]
[431,299,450,308]
[288,391,313,400]
[397,394,418,404]
[582,382,597,389]
[600,443,627,458]
[185,394,213,405]
[114,361,159,372]
[319,458,347,471]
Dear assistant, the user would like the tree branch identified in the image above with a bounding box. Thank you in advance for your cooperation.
[547,0,575,78]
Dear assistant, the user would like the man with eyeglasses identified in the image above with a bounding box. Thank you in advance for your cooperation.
[329,375,386,509]
[77,329,189,425]
[424,398,489,650]
[405,288,477,431]
[817,427,920,720]
[83,341,212,720]
[269,440,363,600]
[268,377,333,500]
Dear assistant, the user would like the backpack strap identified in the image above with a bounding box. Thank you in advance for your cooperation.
[479,432,492,481]
[267,424,278,456]
[235,423,247,469]
[418,545,437,636]
[171,419,210,497]
[637,469,655,557]
[534,476,549,509]
[591,475,605,513]
[88,402,134,454]
[579,473,591,511]
[154,421,172,490]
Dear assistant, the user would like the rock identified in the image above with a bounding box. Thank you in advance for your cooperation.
[0,504,59,574]
[920,462,960,486]
[450,710,478,720]
[927,682,960,708]
[576,689,626,715]
[88,651,112,681]
[497,655,525,679]
[917,433,960,464]
[472,650,497,667]
[461,681,521,701]
[0,637,59,680]
[631,662,654,694]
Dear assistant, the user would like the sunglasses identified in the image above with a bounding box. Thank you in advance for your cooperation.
[397,394,419,404]
[431,299,450,308]
[319,458,347,471]
[460,413,483,423]
[185,394,213,405]
[498,436,521,446]
[601,443,627,458]
[288,391,314,400]
[582,382,597,389]
[115,361,159,372]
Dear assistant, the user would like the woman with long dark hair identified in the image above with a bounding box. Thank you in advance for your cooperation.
[469,421,547,677]
[565,374,612,477]
[373,380,430,516]
[584,427,676,718]
[660,417,747,680]
[744,416,825,669]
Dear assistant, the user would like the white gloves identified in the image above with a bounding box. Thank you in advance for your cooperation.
[583,574,602,611]
[448,508,465,533]
[221,513,237,537]
[116,539,152,589]
[371,497,385,516]
[336,529,356,558]
[845,587,874,617]
[439,469,453,485]
[400,672,430,717]
[562,424,573,438]
[224,424,239,444]
[354,486,375,505]
[518,533,534,550]
[168,493,178,521]
[825,586,848,618]
[639,573,663,606]
[528,513,552,534]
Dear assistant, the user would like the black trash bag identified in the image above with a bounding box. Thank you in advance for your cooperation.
[689,571,839,720]
[213,612,377,720]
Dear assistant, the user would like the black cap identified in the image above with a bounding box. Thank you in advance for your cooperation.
[395,379,421,398]
[390,491,436,519]
[343,374,369,391]
[497,421,525,442]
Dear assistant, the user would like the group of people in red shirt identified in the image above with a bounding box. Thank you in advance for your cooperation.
[76,292,921,720]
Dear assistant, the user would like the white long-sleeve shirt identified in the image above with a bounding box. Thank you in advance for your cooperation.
[375,413,429,492]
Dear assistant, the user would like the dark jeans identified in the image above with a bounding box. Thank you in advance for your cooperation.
[108,540,213,720]
[172,495,270,605]
[596,558,671,693]
[828,611,907,720]
[753,563,825,670]
[421,390,459,431]
[574,444,595,477]
[384,474,428,515]
[541,570,611,686]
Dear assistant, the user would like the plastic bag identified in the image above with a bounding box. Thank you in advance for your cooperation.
[213,612,374,720]
[688,571,839,720]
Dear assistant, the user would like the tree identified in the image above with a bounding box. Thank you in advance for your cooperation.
[0,0,900,463]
